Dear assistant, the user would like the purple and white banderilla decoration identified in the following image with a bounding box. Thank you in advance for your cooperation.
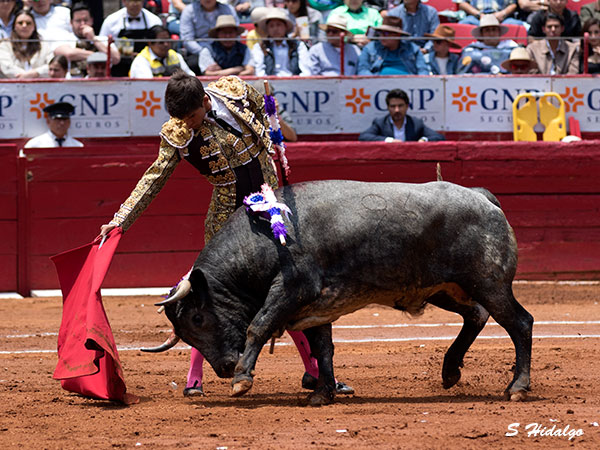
[244,184,291,245]
[263,81,291,184]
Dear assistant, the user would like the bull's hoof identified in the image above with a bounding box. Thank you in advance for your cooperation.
[307,390,335,406]
[442,368,461,389]
[504,389,528,402]
[231,377,253,397]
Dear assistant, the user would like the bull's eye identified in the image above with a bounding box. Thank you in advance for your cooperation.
[191,314,203,327]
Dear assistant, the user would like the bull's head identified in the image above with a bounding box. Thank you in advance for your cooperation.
[155,269,248,379]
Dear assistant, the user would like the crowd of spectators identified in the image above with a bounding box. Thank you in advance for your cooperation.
[0,0,599,79]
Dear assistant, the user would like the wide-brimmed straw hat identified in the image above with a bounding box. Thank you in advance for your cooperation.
[373,16,410,36]
[318,14,351,34]
[258,8,294,35]
[424,24,461,49]
[472,14,509,38]
[500,47,536,72]
[250,6,269,25]
[208,15,246,38]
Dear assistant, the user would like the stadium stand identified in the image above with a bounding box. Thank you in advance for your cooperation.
[443,23,476,52]
[567,0,597,14]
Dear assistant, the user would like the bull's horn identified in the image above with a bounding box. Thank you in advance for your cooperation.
[140,332,180,353]
[155,279,191,307]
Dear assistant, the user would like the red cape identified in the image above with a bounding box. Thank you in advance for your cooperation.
[51,228,137,404]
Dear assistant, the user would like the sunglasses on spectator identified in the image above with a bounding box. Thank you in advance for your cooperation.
[326,28,342,35]
[510,62,530,70]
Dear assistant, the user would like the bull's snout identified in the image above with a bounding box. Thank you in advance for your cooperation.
[212,354,239,378]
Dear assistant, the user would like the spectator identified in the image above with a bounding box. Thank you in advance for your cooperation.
[284,0,323,42]
[581,17,600,73]
[24,102,83,148]
[0,9,54,78]
[527,0,581,39]
[359,88,444,141]
[357,15,428,74]
[99,0,162,76]
[54,2,120,78]
[387,0,439,50]
[252,7,311,76]
[48,54,69,78]
[99,0,162,52]
[197,15,254,76]
[246,6,268,49]
[252,79,298,141]
[24,0,71,35]
[221,0,259,22]
[85,51,109,78]
[458,0,527,27]
[130,24,195,77]
[580,0,600,25]
[423,24,461,74]
[180,0,238,57]
[515,0,545,23]
[307,14,361,74]
[330,0,383,46]
[457,14,518,74]
[500,45,536,72]
[307,0,343,18]
[0,0,18,39]
[527,12,579,73]
[165,0,192,36]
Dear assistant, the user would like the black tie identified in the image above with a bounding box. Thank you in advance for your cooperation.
[128,16,141,22]
[207,111,242,138]
[56,137,65,147]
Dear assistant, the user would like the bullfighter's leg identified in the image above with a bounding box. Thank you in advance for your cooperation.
[302,324,336,406]
[288,330,320,379]
[427,292,490,389]
[474,286,533,401]
[183,348,205,397]
[288,330,355,395]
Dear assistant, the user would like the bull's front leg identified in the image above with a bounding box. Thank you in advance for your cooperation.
[302,324,336,406]
[230,299,292,397]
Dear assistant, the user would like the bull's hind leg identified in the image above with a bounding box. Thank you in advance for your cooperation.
[302,324,336,406]
[474,286,533,401]
[427,292,490,389]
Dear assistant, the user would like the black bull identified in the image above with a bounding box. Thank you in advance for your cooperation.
[158,180,533,405]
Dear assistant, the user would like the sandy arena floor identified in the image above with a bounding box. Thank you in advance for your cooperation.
[1,282,599,449]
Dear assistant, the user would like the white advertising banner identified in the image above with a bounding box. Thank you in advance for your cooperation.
[0,84,24,138]
[337,77,445,132]
[2,76,598,139]
[550,77,600,132]
[444,77,552,132]
[22,81,131,138]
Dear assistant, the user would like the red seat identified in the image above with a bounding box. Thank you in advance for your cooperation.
[567,0,596,14]
[443,23,476,53]
[422,0,458,13]
[504,24,528,46]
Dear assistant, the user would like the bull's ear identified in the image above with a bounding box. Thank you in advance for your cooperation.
[188,268,209,306]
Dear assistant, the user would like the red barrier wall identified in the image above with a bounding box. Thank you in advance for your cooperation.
[0,144,18,292]
[7,139,600,295]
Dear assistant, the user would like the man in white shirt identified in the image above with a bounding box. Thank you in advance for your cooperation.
[99,0,162,40]
[24,102,84,148]
[24,0,72,35]
[54,2,121,78]
[129,25,195,77]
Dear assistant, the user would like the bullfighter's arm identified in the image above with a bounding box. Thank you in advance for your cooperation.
[107,141,182,232]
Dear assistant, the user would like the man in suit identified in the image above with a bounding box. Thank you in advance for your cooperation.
[359,89,444,142]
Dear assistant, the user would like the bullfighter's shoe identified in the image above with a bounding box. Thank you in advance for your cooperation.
[301,372,355,395]
[183,380,205,397]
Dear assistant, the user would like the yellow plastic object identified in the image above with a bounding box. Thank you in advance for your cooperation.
[512,92,566,142]
[512,93,538,142]
[539,93,566,142]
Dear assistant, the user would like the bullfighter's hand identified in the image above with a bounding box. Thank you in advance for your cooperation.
[100,223,117,238]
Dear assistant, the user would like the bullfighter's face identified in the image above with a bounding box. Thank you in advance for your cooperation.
[181,95,212,130]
